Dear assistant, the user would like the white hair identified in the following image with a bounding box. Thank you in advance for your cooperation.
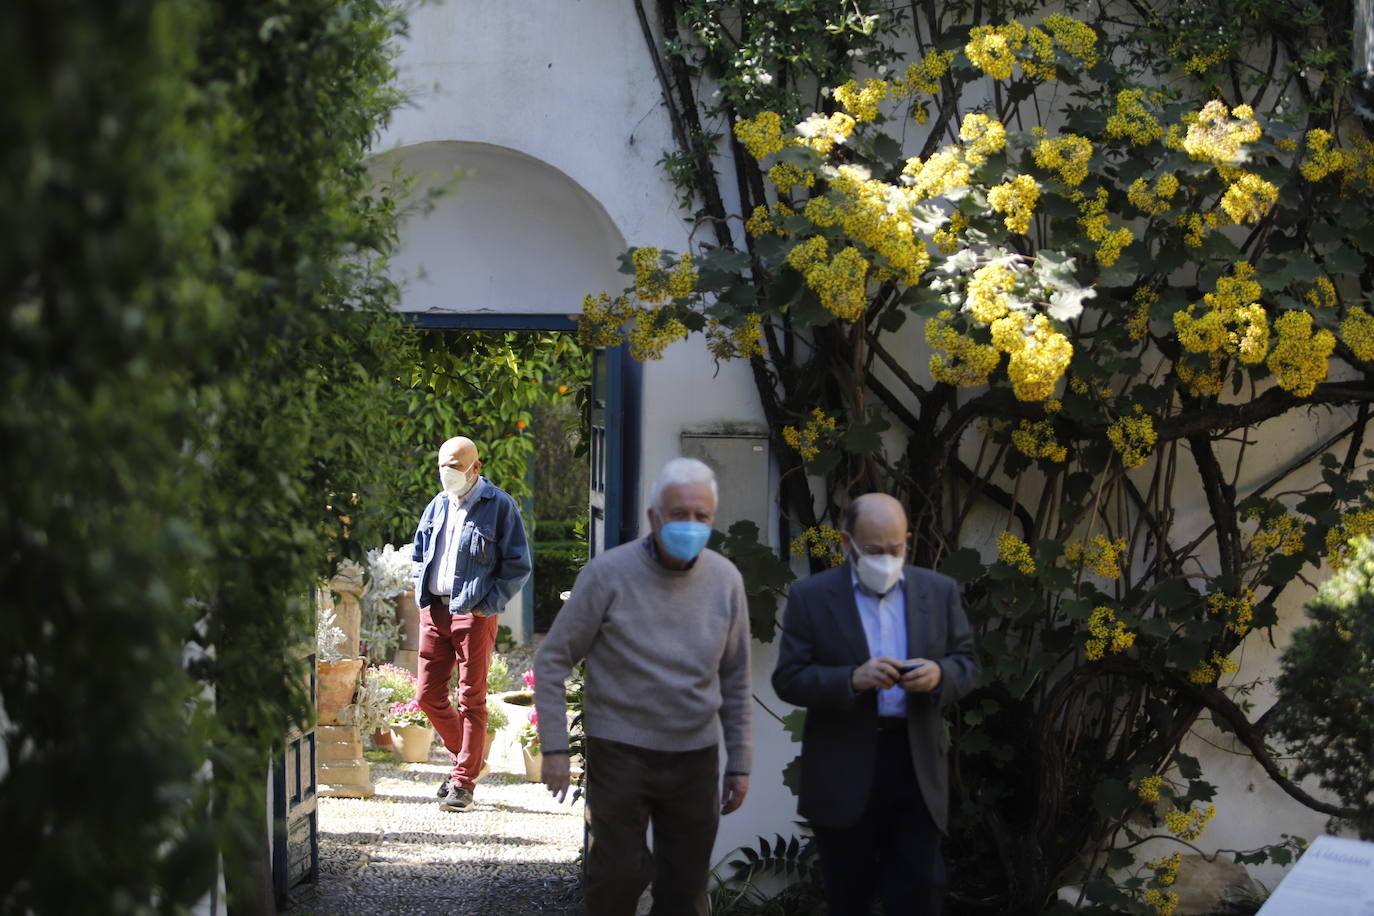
[650,457,718,513]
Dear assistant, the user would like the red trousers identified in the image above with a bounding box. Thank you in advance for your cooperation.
[416,605,498,790]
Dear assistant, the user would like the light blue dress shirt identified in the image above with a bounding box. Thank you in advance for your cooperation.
[850,568,908,717]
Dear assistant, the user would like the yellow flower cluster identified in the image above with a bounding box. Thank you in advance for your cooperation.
[628,306,689,361]
[790,524,846,567]
[926,310,1001,387]
[1106,89,1163,145]
[987,174,1040,234]
[993,313,1074,401]
[746,203,780,238]
[1129,287,1157,341]
[1220,172,1279,224]
[1012,419,1068,462]
[1178,212,1206,248]
[1022,25,1057,81]
[1182,45,1228,75]
[1299,129,1357,182]
[1174,262,1268,368]
[960,113,1007,166]
[1307,276,1338,310]
[706,313,765,361]
[1085,605,1135,661]
[579,292,633,348]
[1127,172,1180,216]
[932,210,967,255]
[826,166,931,286]
[795,111,857,154]
[1208,587,1255,636]
[997,531,1036,574]
[1066,534,1127,579]
[810,246,870,321]
[632,248,697,303]
[1137,774,1164,802]
[1247,511,1305,558]
[1182,101,1261,166]
[1107,409,1156,469]
[896,51,955,98]
[734,111,785,160]
[834,78,889,123]
[1034,134,1094,187]
[904,148,971,199]
[768,162,814,194]
[965,22,1025,81]
[1149,852,1182,886]
[1342,307,1374,362]
[1143,888,1180,916]
[966,261,1018,323]
[1041,15,1098,68]
[782,407,837,461]
[1078,188,1134,266]
[1325,507,1374,571]
[1166,804,1217,841]
[1266,310,1334,396]
[1188,650,1239,684]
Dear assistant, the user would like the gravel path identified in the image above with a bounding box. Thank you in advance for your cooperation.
[284,746,586,915]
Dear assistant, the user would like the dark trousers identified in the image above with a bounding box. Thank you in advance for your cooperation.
[811,730,946,916]
[583,737,720,916]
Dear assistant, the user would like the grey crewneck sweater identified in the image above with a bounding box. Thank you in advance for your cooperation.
[533,538,753,774]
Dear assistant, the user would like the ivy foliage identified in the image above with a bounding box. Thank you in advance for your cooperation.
[2,0,416,911]
[606,0,1372,912]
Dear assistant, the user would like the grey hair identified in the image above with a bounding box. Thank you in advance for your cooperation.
[649,457,718,513]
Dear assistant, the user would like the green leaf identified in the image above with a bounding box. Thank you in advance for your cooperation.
[781,709,807,742]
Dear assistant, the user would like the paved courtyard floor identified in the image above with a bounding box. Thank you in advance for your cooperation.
[283,745,585,916]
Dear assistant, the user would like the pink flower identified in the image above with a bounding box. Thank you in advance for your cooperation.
[522,668,536,689]
[527,709,538,726]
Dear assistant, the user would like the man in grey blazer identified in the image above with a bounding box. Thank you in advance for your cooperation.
[773,493,979,915]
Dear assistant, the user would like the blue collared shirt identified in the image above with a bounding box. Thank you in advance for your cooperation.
[850,567,908,717]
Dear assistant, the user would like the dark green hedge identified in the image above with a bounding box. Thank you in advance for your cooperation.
[2,1,415,912]
[532,540,587,632]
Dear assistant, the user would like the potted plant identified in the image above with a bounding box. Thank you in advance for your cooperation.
[518,708,541,781]
[388,697,435,763]
[353,663,416,749]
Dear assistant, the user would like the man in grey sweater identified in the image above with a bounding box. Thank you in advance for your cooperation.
[534,457,752,916]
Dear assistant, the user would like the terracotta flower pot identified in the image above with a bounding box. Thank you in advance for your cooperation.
[390,723,435,763]
[317,657,365,726]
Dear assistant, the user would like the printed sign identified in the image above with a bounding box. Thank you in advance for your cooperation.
[1258,835,1374,914]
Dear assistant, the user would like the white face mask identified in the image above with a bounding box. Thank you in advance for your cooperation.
[853,551,904,595]
[440,465,476,500]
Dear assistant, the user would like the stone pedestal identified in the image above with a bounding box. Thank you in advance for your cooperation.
[316,561,374,797]
[393,589,420,674]
[316,724,375,797]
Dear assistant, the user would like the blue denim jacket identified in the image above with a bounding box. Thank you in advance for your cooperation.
[411,479,531,615]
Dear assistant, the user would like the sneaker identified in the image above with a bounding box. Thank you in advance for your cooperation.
[436,777,451,799]
[439,785,473,812]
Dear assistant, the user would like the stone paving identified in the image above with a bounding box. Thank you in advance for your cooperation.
[284,744,586,916]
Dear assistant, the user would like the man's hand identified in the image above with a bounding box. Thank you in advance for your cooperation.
[541,752,571,803]
[852,656,903,691]
[899,658,942,693]
[721,773,749,814]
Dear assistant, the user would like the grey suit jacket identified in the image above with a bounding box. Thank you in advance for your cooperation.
[772,563,979,832]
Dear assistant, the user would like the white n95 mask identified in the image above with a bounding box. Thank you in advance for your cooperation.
[854,552,903,595]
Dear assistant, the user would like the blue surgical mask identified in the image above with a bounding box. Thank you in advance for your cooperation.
[658,521,712,563]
